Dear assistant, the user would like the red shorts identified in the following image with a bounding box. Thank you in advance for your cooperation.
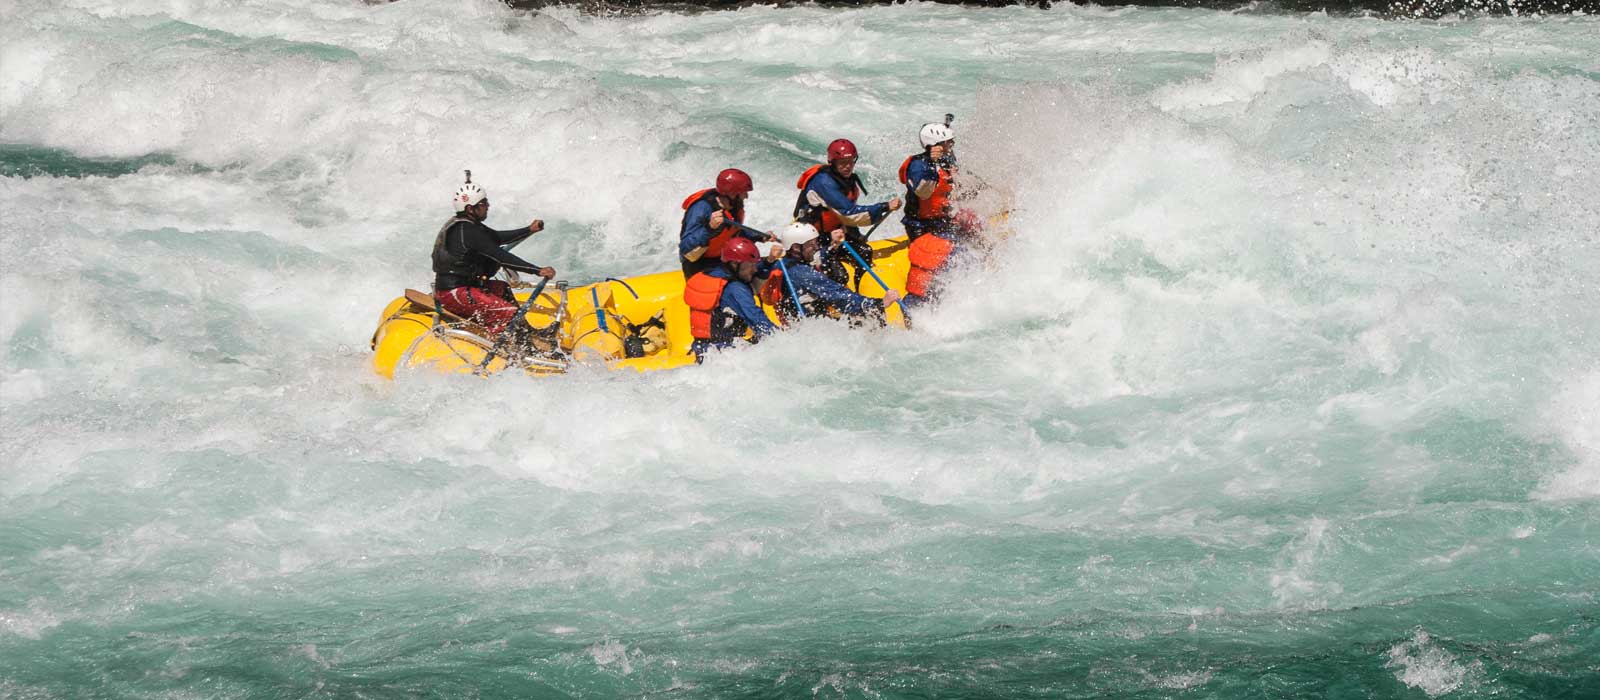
[437,281,519,335]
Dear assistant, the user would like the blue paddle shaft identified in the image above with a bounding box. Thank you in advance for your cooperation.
[775,258,806,319]
[735,221,895,308]
[838,241,897,308]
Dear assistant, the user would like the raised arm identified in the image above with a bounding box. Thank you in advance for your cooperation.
[463,224,542,273]
[813,176,890,228]
[679,198,721,259]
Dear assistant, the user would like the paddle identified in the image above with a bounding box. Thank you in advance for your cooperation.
[860,203,894,238]
[835,241,898,308]
[476,274,552,373]
[802,190,901,307]
[724,221,807,319]
[774,258,806,320]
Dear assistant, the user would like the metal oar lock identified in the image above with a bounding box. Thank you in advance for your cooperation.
[475,275,562,375]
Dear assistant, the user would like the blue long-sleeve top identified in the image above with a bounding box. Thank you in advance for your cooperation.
[778,259,879,316]
[679,198,762,261]
[903,157,938,195]
[798,170,890,228]
[901,157,944,222]
[678,197,721,260]
[707,266,779,339]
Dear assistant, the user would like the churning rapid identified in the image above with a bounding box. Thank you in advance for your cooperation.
[2,0,1597,697]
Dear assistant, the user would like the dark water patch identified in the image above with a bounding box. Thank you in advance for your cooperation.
[1400,413,1561,504]
[659,112,830,175]
[1,315,53,370]
[0,144,183,180]
[147,19,360,62]
[4,589,1592,698]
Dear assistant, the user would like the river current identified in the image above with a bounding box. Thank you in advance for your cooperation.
[2,1,1597,697]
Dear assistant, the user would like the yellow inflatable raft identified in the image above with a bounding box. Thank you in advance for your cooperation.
[369,236,914,379]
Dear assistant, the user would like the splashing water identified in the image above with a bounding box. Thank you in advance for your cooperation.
[2,1,1597,697]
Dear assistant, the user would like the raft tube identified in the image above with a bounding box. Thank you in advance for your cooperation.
[369,235,914,379]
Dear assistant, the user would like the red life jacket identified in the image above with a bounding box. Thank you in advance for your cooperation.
[898,153,954,221]
[794,165,860,233]
[684,271,731,340]
[680,189,744,258]
[906,233,954,297]
[758,266,785,308]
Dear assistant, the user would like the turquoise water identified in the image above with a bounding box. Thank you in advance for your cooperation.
[2,1,1598,697]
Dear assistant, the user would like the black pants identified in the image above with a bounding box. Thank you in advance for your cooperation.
[819,229,873,289]
[682,255,717,280]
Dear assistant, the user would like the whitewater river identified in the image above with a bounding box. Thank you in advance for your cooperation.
[2,0,1597,697]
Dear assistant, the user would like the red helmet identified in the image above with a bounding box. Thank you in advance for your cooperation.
[720,236,760,264]
[827,138,858,162]
[715,168,753,198]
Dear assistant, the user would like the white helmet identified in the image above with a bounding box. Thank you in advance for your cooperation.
[453,181,487,212]
[919,122,954,148]
[753,241,784,260]
[778,222,819,248]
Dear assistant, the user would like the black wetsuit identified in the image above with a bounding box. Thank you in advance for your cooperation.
[431,215,541,292]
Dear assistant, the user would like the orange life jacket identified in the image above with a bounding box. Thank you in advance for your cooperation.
[906,233,954,297]
[681,189,744,258]
[898,153,954,221]
[794,165,861,233]
[684,271,731,340]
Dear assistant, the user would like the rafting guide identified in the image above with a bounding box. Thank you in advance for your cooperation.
[429,170,558,358]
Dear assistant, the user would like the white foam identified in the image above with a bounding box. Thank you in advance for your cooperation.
[0,601,61,640]
[1531,368,1600,500]
[1384,629,1486,698]
[1,2,1598,666]
[1153,669,1214,690]
[1269,517,1345,610]
[1154,41,1334,111]
[587,638,633,674]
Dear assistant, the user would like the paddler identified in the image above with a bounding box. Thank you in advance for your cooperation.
[432,171,556,338]
[682,236,780,362]
[759,222,899,323]
[679,168,766,279]
[793,139,902,287]
[898,121,979,308]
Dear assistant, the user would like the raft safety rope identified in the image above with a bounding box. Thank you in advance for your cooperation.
[590,287,608,332]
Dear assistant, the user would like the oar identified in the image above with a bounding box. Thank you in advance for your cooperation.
[858,203,894,239]
[731,222,776,240]
[803,190,900,307]
[477,274,552,373]
[804,188,897,248]
[725,222,806,319]
[836,240,898,308]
